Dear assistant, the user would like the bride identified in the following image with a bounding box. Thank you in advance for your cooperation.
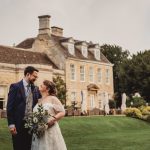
[31,80,67,150]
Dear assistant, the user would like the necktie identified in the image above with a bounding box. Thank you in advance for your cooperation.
[26,84,31,93]
[25,84,33,116]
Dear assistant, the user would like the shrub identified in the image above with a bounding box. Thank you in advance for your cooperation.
[109,99,116,109]
[125,106,150,123]
[126,97,146,108]
[124,108,142,119]
[139,106,150,115]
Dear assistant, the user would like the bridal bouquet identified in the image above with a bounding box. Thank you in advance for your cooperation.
[24,104,51,139]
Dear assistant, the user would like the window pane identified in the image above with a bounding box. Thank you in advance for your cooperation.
[106,69,110,83]
[89,67,94,82]
[95,49,100,60]
[80,66,85,81]
[82,46,87,57]
[97,68,101,82]
[70,64,75,80]
[68,43,75,55]
[71,92,76,101]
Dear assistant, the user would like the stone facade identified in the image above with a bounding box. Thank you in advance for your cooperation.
[0,15,114,112]
[65,58,114,109]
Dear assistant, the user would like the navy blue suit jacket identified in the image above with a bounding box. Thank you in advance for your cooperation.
[7,80,41,131]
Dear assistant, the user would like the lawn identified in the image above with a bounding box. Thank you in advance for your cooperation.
[1,116,150,150]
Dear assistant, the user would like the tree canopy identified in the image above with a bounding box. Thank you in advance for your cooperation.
[101,44,150,106]
[53,76,67,106]
[119,50,150,101]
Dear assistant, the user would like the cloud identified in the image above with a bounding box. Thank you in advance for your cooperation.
[0,0,150,53]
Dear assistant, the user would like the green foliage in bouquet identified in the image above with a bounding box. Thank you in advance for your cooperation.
[24,104,51,139]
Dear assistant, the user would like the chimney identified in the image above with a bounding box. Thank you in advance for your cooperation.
[38,15,51,36]
[51,26,63,37]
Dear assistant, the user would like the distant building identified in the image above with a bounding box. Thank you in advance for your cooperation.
[0,15,114,111]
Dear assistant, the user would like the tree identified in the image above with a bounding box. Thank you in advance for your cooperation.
[101,44,150,105]
[53,76,67,106]
[119,50,150,101]
[100,44,130,107]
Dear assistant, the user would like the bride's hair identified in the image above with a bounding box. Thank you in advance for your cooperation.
[43,80,57,96]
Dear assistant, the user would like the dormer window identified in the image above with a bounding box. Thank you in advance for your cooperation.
[68,43,75,55]
[61,37,75,55]
[81,45,87,57]
[75,41,88,58]
[88,44,101,60]
[95,49,100,60]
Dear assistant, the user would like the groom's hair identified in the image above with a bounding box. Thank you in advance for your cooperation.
[24,66,39,76]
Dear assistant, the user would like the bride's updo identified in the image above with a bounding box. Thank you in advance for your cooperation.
[43,80,57,96]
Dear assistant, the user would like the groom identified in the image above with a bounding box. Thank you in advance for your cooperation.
[7,66,41,150]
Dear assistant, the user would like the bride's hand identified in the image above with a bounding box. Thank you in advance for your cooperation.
[47,117,57,128]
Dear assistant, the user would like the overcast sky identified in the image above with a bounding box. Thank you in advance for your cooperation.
[0,0,150,54]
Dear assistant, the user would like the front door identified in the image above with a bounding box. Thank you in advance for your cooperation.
[90,94,95,110]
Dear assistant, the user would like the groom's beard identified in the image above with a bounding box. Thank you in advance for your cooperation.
[29,79,36,84]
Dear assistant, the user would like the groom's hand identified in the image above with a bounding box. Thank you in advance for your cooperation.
[9,127,17,135]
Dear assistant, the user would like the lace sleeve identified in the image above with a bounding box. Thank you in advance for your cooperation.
[52,96,65,112]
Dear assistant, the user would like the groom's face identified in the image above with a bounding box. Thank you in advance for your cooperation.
[28,71,38,84]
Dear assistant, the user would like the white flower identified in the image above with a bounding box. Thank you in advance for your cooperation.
[24,104,52,138]
[33,117,38,123]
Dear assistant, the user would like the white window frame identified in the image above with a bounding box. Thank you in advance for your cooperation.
[98,93,103,109]
[106,68,110,84]
[70,64,76,81]
[80,65,85,82]
[89,67,94,83]
[97,68,102,83]
[71,91,76,102]
[68,43,75,55]
[81,46,87,57]
[95,49,100,60]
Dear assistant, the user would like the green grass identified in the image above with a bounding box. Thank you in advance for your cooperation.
[1,116,150,150]
[0,119,12,150]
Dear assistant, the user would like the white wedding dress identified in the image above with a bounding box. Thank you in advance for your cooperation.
[31,96,67,150]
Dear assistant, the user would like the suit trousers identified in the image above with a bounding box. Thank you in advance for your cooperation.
[12,121,32,150]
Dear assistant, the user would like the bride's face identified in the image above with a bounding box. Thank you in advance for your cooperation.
[39,83,48,93]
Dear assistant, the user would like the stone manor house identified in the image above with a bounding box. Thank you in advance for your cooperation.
[0,15,114,112]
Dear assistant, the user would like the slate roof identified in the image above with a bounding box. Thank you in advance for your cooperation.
[17,38,35,49]
[16,35,111,64]
[0,45,58,69]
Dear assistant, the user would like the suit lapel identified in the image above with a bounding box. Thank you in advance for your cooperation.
[19,80,26,102]
[32,85,38,107]
[19,80,39,107]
